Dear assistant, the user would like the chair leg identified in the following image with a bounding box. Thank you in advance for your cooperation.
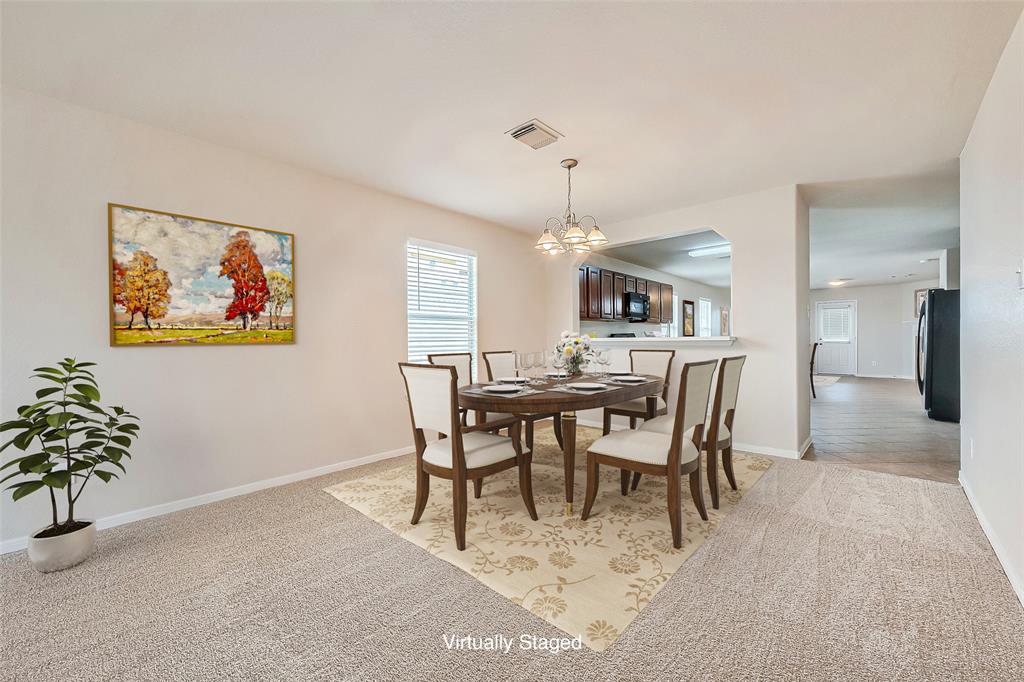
[631,472,642,490]
[602,409,612,435]
[473,478,483,499]
[411,467,429,524]
[620,469,631,495]
[689,467,708,521]
[707,444,720,510]
[453,476,468,551]
[667,468,682,549]
[553,414,564,450]
[518,454,539,521]
[629,416,637,429]
[581,454,600,520]
[811,372,816,399]
[722,444,737,490]
[525,419,534,452]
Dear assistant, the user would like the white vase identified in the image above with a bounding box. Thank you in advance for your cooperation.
[26,521,96,573]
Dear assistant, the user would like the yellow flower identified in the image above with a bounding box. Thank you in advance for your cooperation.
[563,347,573,355]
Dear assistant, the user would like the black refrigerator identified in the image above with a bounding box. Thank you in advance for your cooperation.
[916,288,960,422]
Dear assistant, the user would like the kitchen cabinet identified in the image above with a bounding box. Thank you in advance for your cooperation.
[648,282,661,323]
[624,276,636,294]
[661,284,674,323]
[636,279,647,296]
[577,266,676,326]
[613,273,626,319]
[579,268,587,318]
[587,267,601,319]
[600,270,614,319]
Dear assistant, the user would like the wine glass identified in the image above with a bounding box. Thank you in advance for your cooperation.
[552,352,567,381]
[596,349,610,379]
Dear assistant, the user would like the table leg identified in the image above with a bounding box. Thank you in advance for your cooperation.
[562,411,577,516]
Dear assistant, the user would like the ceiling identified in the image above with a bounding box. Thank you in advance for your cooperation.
[803,164,960,289]
[3,2,1021,235]
[600,230,732,288]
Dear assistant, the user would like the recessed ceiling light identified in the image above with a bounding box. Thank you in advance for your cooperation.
[688,244,731,258]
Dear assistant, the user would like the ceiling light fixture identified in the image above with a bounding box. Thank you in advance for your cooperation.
[535,159,607,255]
[687,244,732,258]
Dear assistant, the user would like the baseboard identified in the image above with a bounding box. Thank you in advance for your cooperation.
[855,373,915,381]
[798,436,813,459]
[0,444,414,555]
[576,418,805,459]
[959,472,1024,608]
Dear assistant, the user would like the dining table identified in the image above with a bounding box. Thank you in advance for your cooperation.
[458,374,664,516]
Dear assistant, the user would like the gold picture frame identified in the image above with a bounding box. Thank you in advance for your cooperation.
[108,203,295,346]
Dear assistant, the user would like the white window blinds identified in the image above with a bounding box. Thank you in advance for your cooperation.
[699,298,712,337]
[406,242,478,370]
[820,306,851,342]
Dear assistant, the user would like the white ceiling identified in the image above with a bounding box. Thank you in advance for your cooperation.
[600,230,732,288]
[803,164,960,289]
[3,2,1021,236]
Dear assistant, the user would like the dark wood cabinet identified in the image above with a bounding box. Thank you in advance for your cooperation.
[624,276,636,294]
[613,273,626,319]
[600,270,614,319]
[587,267,601,319]
[579,268,587,318]
[636,279,647,296]
[661,284,674,324]
[648,282,661,323]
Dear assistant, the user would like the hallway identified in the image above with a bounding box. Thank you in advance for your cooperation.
[805,376,960,484]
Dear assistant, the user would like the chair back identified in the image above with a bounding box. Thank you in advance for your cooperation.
[810,342,819,372]
[483,351,517,381]
[630,349,676,399]
[398,363,460,436]
[428,352,472,388]
[711,355,746,439]
[668,360,717,460]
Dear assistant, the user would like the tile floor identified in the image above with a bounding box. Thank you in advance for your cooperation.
[804,375,960,484]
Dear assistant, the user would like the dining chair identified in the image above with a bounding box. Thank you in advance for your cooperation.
[601,349,675,434]
[427,352,473,426]
[581,359,718,547]
[482,350,564,453]
[399,362,537,551]
[630,355,747,509]
[810,342,819,399]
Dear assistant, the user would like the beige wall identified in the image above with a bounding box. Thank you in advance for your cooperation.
[959,14,1024,602]
[0,88,547,543]
[545,185,811,458]
[810,279,939,380]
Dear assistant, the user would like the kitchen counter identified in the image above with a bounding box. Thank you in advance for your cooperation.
[589,336,736,348]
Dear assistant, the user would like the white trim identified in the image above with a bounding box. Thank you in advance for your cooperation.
[959,473,1024,608]
[0,444,414,555]
[576,418,805,459]
[855,373,915,381]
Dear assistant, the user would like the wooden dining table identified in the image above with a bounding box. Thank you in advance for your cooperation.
[458,375,664,516]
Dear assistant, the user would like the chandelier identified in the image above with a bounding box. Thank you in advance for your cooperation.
[534,159,608,255]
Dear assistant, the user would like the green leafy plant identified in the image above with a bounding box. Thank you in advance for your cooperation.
[0,358,139,537]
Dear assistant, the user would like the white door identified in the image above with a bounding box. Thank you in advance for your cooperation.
[815,301,857,375]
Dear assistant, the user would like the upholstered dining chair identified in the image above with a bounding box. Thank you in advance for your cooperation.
[481,350,564,453]
[601,349,675,434]
[581,359,717,547]
[810,342,819,399]
[399,362,537,551]
[427,352,473,426]
[632,355,747,509]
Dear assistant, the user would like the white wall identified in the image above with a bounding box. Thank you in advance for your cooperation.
[545,185,811,458]
[578,253,730,338]
[810,279,939,379]
[0,88,548,543]
[959,14,1024,603]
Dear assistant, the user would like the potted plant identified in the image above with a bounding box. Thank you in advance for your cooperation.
[555,331,595,376]
[1,358,139,572]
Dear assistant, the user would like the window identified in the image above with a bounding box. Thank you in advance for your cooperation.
[406,241,477,372]
[698,298,712,337]
[819,305,851,342]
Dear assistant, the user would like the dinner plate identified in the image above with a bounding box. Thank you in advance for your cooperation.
[497,376,528,384]
[613,375,646,383]
[482,384,522,393]
[566,382,605,391]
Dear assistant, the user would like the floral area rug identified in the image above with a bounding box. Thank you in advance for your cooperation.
[324,425,771,651]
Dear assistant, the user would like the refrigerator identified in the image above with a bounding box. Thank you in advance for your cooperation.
[916,288,960,422]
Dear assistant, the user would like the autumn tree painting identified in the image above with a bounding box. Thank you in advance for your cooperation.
[109,204,295,345]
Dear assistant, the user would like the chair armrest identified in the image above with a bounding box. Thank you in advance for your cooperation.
[462,416,521,433]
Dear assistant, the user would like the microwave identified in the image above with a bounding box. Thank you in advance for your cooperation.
[625,292,650,322]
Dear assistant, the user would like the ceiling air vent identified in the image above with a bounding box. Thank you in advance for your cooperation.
[506,119,563,149]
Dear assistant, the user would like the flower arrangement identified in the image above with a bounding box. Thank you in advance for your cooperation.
[555,331,594,375]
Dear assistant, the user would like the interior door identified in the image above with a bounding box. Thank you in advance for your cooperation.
[815,301,857,375]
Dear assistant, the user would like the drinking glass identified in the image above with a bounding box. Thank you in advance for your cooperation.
[552,353,567,381]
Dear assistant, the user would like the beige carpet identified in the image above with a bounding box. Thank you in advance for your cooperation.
[324,427,771,651]
[2,423,1023,680]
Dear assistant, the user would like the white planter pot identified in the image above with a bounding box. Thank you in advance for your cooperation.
[26,521,96,573]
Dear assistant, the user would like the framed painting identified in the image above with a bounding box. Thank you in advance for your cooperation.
[682,299,695,337]
[108,204,295,346]
[914,288,928,318]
